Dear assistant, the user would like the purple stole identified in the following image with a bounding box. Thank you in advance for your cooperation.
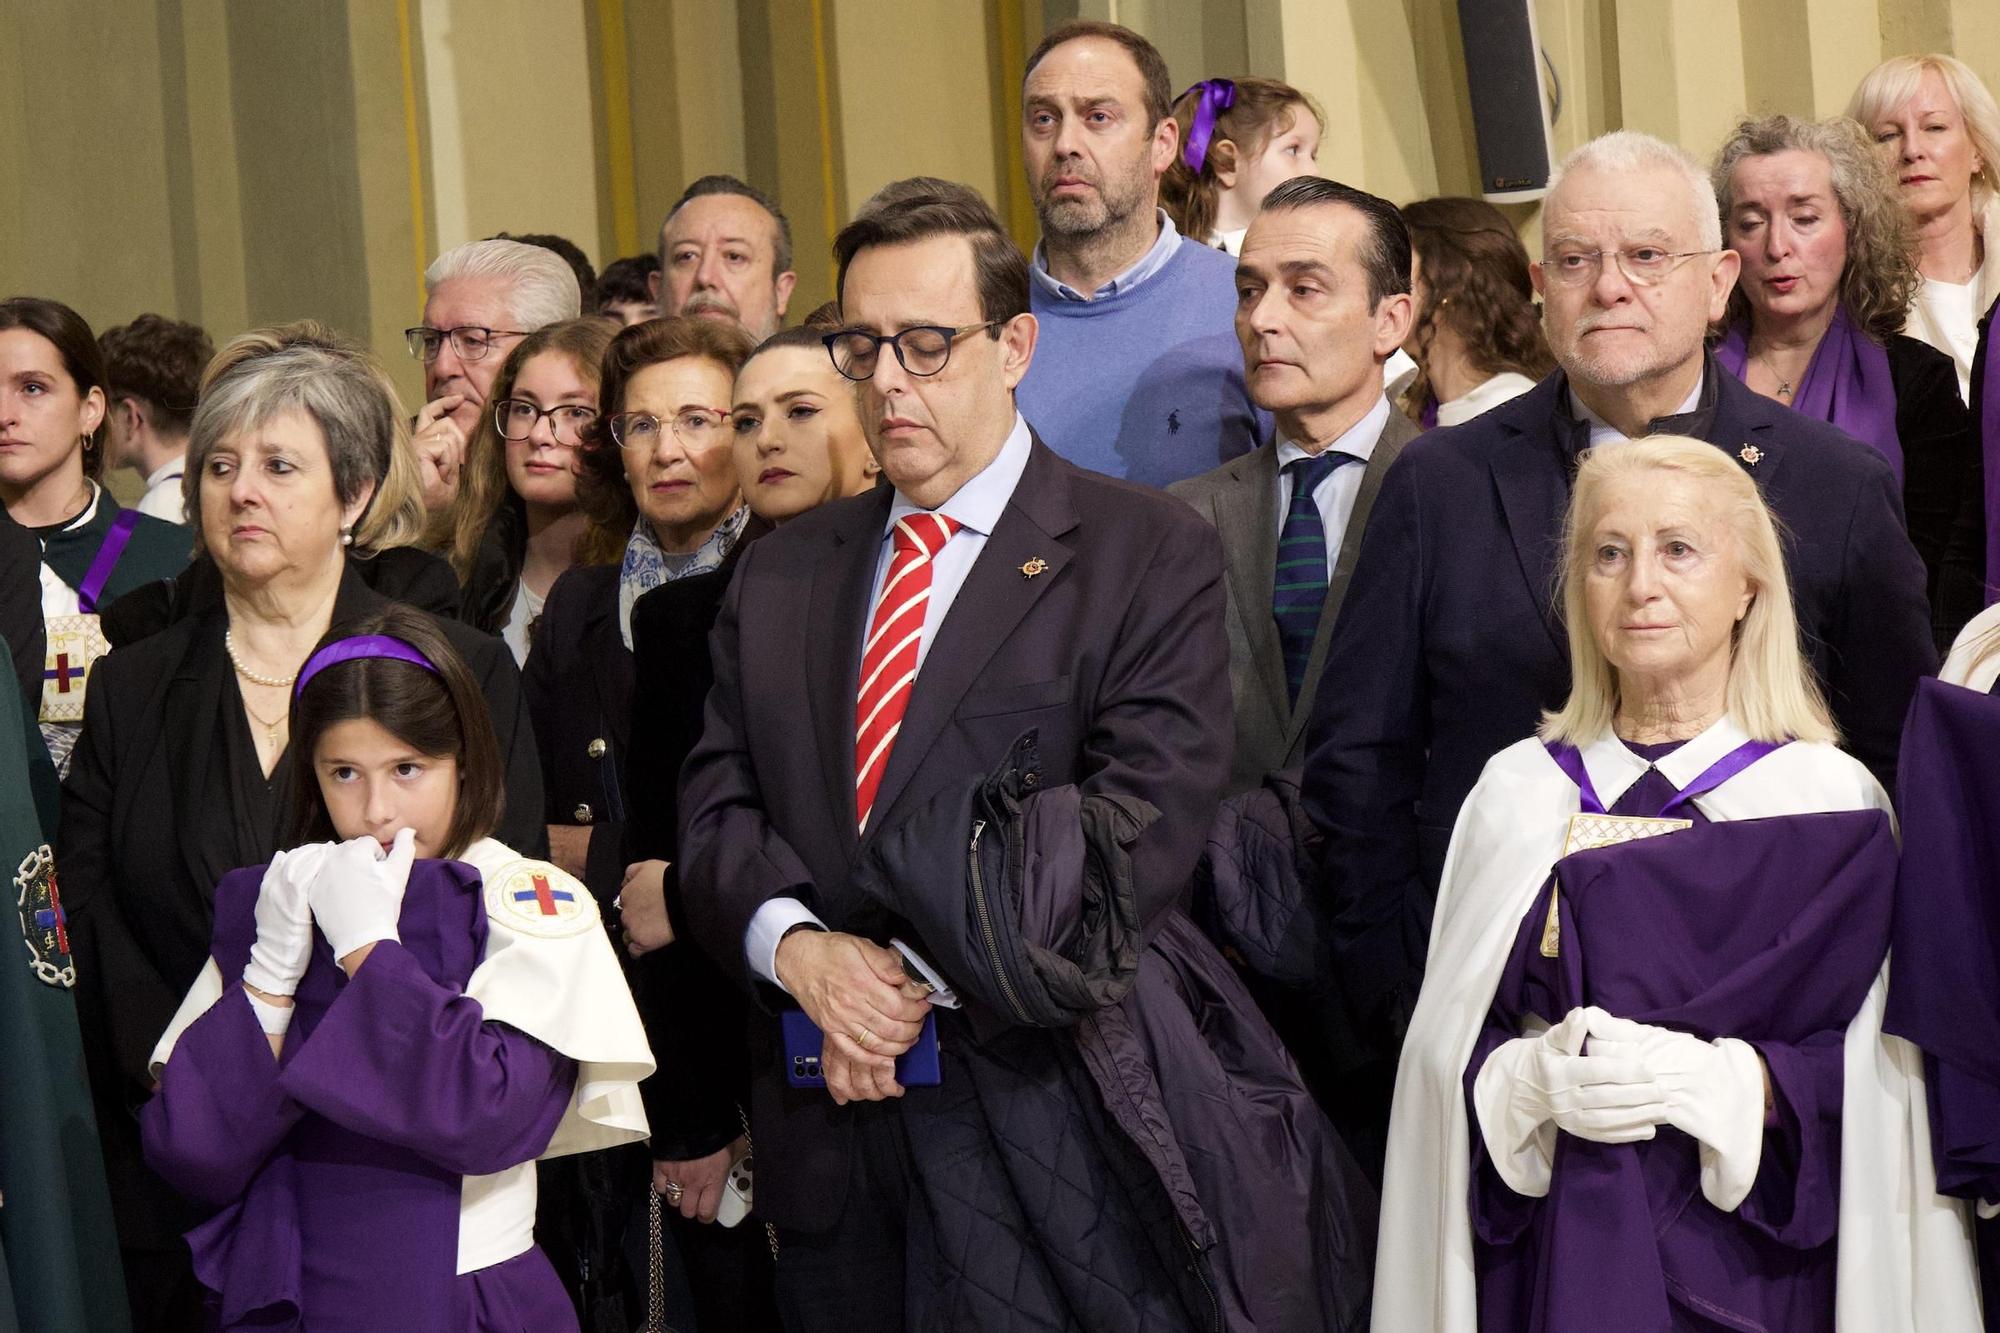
[1716,307,1903,484]
[1887,678,2000,1325]
[186,860,488,1332]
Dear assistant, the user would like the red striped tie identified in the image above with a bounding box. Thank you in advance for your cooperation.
[855,513,960,831]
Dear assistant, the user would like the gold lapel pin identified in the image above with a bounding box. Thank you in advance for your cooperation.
[1738,444,1763,467]
[1020,557,1048,579]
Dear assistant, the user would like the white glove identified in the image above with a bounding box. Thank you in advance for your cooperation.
[1473,1005,1668,1198]
[1582,1010,1766,1212]
[306,829,416,963]
[242,844,325,998]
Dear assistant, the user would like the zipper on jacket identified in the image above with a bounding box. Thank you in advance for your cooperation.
[1180,1223,1222,1333]
[968,818,1031,1023]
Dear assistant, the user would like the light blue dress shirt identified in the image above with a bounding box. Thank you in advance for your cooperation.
[1273,394,1392,571]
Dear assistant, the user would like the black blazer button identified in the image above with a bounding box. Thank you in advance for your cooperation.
[572,803,595,824]
[587,738,607,759]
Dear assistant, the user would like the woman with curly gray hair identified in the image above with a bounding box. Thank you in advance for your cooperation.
[1713,113,1984,644]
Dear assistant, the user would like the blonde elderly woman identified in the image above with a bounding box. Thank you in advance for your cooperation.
[1712,113,1983,645]
[59,323,547,1331]
[1375,436,1982,1332]
[1847,54,2000,399]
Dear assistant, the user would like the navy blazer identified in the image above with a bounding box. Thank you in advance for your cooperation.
[1302,367,1938,1055]
[677,436,1232,1230]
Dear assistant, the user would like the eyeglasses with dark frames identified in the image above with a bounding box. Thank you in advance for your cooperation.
[493,398,599,446]
[403,325,531,363]
[606,406,734,451]
[822,321,1003,381]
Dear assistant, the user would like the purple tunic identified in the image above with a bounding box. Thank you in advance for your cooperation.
[1887,676,2000,1327]
[139,859,583,1333]
[1465,756,1897,1332]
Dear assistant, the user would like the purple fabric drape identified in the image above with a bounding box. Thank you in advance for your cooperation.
[1887,677,2000,1327]
[1716,308,1903,483]
[140,860,580,1332]
[1979,304,2000,602]
[1468,810,1898,1332]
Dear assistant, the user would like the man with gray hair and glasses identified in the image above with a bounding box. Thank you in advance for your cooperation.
[406,237,581,511]
[1296,129,1935,1180]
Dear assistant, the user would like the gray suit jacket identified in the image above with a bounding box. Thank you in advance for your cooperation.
[1170,405,1420,792]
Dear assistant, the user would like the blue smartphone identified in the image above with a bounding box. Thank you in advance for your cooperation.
[781,1009,942,1088]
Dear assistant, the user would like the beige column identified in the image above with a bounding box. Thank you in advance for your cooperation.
[1243,0,1438,204]
[1613,0,1748,158]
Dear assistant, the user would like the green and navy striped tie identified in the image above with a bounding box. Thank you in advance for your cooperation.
[1274,451,1362,703]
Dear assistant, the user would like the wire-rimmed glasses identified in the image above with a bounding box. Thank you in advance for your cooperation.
[606,406,733,451]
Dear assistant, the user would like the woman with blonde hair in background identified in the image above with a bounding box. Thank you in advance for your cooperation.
[1847,53,2000,398]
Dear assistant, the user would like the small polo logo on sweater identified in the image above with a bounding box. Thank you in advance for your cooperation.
[1167,409,1182,434]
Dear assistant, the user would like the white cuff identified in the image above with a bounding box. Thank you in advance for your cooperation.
[1693,1037,1766,1213]
[745,898,826,993]
[1977,1199,1998,1221]
[1472,1039,1556,1199]
[244,987,295,1036]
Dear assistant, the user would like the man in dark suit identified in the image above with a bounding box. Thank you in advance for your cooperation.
[1301,130,1937,1172]
[1171,178,1421,792]
[677,186,1231,1329]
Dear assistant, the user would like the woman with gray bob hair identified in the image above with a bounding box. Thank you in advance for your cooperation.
[1376,436,1980,1330]
[61,322,549,1329]
[1711,113,1983,647]
[184,322,428,555]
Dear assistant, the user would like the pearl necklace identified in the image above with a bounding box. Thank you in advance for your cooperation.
[224,628,299,689]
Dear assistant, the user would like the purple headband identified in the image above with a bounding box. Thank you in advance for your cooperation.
[1179,78,1237,174]
[295,634,442,699]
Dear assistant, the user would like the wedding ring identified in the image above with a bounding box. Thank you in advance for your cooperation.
[856,1026,874,1049]
[663,1181,684,1204]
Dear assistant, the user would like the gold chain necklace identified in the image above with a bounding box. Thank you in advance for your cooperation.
[240,697,289,752]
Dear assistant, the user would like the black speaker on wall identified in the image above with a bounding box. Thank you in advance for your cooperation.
[1456,0,1555,201]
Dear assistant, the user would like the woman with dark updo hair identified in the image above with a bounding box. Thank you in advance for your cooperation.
[1398,199,1555,428]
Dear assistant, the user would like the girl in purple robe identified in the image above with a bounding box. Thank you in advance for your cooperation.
[1376,437,1982,1331]
[139,609,653,1333]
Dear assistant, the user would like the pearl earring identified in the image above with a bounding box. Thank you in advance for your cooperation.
[340,526,354,547]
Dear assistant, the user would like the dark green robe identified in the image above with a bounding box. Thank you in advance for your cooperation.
[0,683,130,1332]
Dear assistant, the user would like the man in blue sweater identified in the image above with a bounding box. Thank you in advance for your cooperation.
[1017,20,1268,487]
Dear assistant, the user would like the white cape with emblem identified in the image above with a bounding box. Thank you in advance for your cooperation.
[1370,718,1984,1331]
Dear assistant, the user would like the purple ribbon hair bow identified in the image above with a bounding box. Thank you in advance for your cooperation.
[1179,78,1237,173]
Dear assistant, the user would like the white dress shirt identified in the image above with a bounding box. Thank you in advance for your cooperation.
[1273,394,1391,571]
[136,455,188,523]
[1436,371,1539,428]
[743,414,1036,987]
[1572,373,1704,450]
